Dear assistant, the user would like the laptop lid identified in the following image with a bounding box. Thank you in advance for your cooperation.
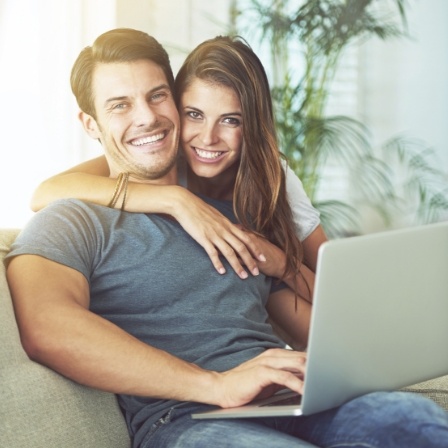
[192,222,448,419]
[301,220,448,414]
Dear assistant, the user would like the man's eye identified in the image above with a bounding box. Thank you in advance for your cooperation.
[151,92,168,103]
[112,103,127,110]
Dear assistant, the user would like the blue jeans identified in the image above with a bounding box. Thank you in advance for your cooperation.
[141,392,448,448]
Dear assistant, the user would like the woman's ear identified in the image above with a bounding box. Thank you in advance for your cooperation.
[79,111,101,139]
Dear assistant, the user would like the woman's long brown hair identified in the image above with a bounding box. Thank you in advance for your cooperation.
[174,36,303,286]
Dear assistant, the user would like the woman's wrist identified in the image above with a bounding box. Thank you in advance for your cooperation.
[161,185,191,218]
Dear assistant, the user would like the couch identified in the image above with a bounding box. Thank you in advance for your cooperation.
[1,228,447,447]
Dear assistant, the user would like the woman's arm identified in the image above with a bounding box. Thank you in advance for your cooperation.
[242,230,314,305]
[267,288,311,350]
[248,234,312,349]
[31,156,265,279]
[283,161,328,272]
[31,156,111,211]
[302,225,327,273]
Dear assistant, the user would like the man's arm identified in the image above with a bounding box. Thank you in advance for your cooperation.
[7,254,306,407]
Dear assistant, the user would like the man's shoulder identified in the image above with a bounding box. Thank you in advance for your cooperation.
[20,199,111,241]
[198,195,236,223]
[37,198,115,222]
[44,198,104,213]
[8,199,109,263]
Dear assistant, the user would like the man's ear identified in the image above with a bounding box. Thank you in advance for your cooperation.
[79,111,101,139]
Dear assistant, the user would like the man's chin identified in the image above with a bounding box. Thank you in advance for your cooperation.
[131,156,178,182]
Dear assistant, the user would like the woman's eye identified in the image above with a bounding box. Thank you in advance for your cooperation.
[224,117,241,126]
[187,111,202,119]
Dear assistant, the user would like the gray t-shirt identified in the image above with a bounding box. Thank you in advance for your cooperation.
[7,196,285,443]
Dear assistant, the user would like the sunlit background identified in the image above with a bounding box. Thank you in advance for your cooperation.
[1,0,447,233]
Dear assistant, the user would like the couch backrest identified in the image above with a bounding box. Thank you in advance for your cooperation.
[0,229,131,448]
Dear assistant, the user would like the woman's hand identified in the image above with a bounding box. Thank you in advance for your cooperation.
[169,188,266,279]
[237,229,315,304]
[233,229,286,279]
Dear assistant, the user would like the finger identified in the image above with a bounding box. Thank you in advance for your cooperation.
[198,229,251,279]
[245,366,305,399]
[231,227,266,262]
[222,236,260,276]
[256,349,307,374]
[201,242,228,275]
[215,241,249,279]
[267,369,305,395]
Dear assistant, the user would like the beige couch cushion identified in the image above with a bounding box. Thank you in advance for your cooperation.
[0,229,131,448]
[403,376,448,412]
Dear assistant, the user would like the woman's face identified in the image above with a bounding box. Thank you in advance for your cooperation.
[179,78,243,180]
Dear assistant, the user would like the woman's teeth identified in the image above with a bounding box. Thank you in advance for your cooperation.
[195,148,223,159]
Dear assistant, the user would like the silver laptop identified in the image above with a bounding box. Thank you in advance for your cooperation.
[192,221,448,419]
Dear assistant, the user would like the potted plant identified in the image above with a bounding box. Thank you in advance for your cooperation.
[232,0,448,237]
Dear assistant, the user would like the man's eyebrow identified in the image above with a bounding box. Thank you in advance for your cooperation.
[104,96,127,107]
[103,84,172,107]
[150,83,171,93]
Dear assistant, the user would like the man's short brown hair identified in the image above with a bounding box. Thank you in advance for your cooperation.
[70,28,175,119]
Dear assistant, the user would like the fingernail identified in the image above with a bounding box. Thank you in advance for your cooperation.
[252,267,259,276]
[259,254,266,262]
[218,267,226,274]
[240,271,248,279]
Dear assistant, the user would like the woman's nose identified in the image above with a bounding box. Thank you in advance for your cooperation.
[198,122,219,146]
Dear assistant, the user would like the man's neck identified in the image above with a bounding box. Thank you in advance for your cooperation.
[109,166,178,186]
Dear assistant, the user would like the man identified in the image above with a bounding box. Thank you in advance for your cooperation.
[6,28,448,448]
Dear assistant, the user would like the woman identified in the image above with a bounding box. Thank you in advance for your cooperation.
[31,36,326,290]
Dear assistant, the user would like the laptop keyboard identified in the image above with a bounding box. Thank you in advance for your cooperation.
[260,394,302,407]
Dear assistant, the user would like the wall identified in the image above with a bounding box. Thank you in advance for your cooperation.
[357,0,448,231]
[0,0,116,228]
[0,0,231,228]
[116,0,232,75]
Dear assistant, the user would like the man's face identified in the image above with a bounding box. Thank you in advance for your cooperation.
[83,60,180,183]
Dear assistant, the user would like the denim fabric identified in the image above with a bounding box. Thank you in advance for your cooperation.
[142,392,448,448]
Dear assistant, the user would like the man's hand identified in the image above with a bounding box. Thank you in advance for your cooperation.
[211,348,306,409]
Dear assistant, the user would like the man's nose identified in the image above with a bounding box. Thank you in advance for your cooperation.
[134,102,157,127]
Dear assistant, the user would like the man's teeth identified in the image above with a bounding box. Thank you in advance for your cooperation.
[132,133,164,146]
[195,148,223,159]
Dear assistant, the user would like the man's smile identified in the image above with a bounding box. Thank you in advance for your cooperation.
[129,132,166,146]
